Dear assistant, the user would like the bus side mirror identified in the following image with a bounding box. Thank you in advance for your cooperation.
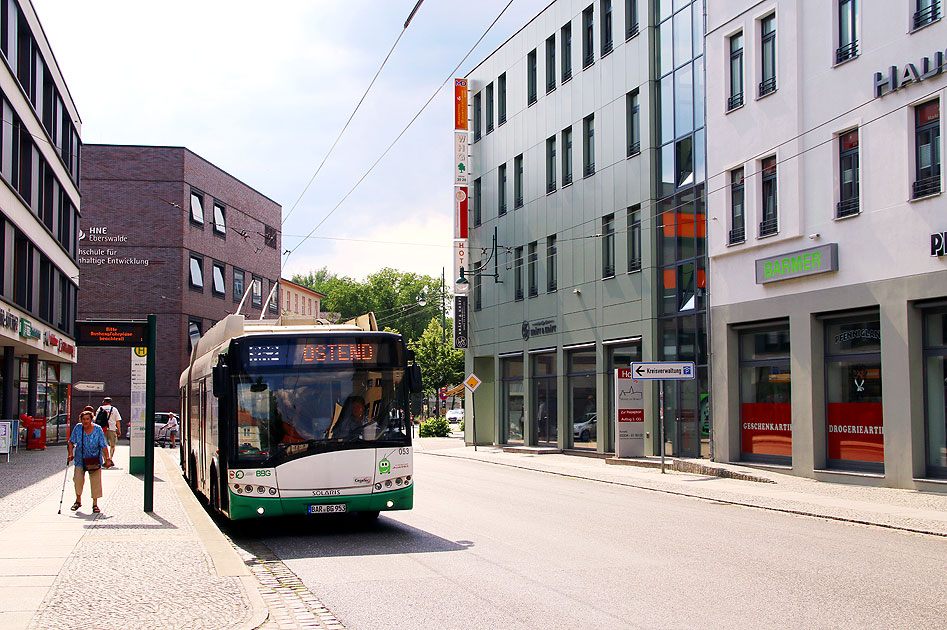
[212,356,227,397]
[408,365,422,393]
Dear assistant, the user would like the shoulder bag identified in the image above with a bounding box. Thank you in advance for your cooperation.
[81,430,101,471]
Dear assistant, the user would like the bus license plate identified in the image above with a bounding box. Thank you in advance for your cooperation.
[308,504,346,514]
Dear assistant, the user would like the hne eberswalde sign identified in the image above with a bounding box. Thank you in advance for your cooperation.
[755,243,839,284]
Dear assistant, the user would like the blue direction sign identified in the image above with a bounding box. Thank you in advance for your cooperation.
[630,362,696,380]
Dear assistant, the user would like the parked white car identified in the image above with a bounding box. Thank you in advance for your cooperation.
[446,409,464,425]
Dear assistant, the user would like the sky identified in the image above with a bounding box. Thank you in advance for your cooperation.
[34,0,553,283]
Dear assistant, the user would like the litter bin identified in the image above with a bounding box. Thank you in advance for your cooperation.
[25,416,46,450]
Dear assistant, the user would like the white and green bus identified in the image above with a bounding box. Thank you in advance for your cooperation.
[180,313,420,520]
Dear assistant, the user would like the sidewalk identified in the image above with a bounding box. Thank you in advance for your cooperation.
[418,437,947,537]
[0,444,266,630]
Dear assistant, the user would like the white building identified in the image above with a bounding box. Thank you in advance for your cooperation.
[0,0,81,435]
[280,278,323,319]
[706,0,947,489]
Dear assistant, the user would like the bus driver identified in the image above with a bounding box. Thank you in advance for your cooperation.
[330,395,368,440]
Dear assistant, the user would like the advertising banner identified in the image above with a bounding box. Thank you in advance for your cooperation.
[614,368,645,457]
[454,295,468,349]
[740,403,792,457]
[454,79,468,130]
[454,131,469,185]
[454,187,468,239]
[827,402,884,462]
[130,346,147,459]
[453,239,469,295]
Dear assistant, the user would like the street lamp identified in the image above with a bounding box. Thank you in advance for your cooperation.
[456,226,504,285]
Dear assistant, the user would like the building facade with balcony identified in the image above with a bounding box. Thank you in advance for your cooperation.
[0,0,81,439]
[706,0,947,489]
[74,145,281,428]
[464,0,709,457]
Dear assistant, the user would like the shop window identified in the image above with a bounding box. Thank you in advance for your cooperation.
[606,341,642,453]
[501,355,524,444]
[923,308,947,478]
[532,353,557,445]
[569,348,597,449]
[825,314,883,471]
[738,325,791,463]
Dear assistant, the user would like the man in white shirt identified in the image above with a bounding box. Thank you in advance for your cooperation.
[166,413,179,447]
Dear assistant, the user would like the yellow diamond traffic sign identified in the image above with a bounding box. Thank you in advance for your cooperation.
[464,373,482,392]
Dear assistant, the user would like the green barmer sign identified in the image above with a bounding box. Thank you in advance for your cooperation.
[755,243,838,284]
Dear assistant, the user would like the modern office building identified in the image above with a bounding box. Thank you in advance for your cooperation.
[280,277,323,318]
[464,0,709,456]
[706,1,947,490]
[74,145,281,428]
[0,0,82,439]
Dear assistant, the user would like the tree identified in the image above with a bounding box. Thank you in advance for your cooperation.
[292,267,449,342]
[414,317,464,396]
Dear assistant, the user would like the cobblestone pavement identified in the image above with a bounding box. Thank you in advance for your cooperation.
[231,539,345,630]
[0,445,70,527]
[26,450,254,630]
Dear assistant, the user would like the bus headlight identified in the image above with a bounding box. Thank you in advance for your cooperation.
[269,487,277,495]
[257,507,265,515]
[386,501,394,508]
[385,480,393,488]
[395,477,403,486]
[257,486,265,494]
[374,483,382,491]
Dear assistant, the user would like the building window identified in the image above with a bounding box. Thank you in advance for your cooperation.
[825,314,883,471]
[562,126,574,186]
[528,241,538,297]
[627,206,641,272]
[546,136,557,193]
[498,73,507,125]
[498,164,507,215]
[501,356,525,444]
[473,92,482,141]
[601,0,613,55]
[837,0,858,63]
[251,275,263,308]
[189,254,204,291]
[583,5,595,69]
[625,0,638,39]
[602,214,615,277]
[188,319,203,353]
[914,0,941,29]
[527,49,538,105]
[514,246,524,300]
[268,281,279,313]
[190,191,204,226]
[583,114,595,177]
[212,262,225,296]
[914,99,941,198]
[233,268,245,303]
[728,32,744,110]
[923,308,947,478]
[562,22,573,82]
[626,90,640,156]
[569,349,597,448]
[546,36,556,93]
[760,156,777,236]
[473,177,482,226]
[739,325,792,464]
[547,235,558,292]
[264,224,278,248]
[486,82,494,134]
[474,264,482,311]
[213,202,226,236]
[514,154,524,208]
[729,167,745,243]
[759,15,776,97]
[838,129,860,217]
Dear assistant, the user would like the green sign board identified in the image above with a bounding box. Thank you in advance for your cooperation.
[755,243,838,284]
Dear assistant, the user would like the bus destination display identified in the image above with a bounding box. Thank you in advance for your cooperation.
[245,341,386,366]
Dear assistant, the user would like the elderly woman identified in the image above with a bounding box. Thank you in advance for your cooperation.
[67,406,113,513]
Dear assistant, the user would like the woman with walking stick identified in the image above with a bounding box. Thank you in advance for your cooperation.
[66,406,113,513]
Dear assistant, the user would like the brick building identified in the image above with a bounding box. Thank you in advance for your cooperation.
[73,145,281,427]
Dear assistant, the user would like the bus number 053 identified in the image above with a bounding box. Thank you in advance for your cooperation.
[398,448,410,456]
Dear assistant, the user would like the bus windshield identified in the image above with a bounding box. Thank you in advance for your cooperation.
[232,367,410,464]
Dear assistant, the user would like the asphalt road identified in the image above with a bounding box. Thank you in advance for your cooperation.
[236,443,947,630]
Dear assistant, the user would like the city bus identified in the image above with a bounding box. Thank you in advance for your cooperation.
[179,313,420,520]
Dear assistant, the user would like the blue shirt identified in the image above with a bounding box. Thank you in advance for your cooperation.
[69,424,107,468]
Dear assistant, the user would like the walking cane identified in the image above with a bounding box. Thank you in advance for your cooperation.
[57,458,71,514]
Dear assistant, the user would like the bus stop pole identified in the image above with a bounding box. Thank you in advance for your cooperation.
[144,314,156,512]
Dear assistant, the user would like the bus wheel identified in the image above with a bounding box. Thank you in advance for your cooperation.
[358,510,380,521]
[210,477,219,515]
[188,455,197,491]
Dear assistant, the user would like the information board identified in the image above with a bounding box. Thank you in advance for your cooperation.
[130,347,147,459]
[614,369,645,458]
[76,320,148,346]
